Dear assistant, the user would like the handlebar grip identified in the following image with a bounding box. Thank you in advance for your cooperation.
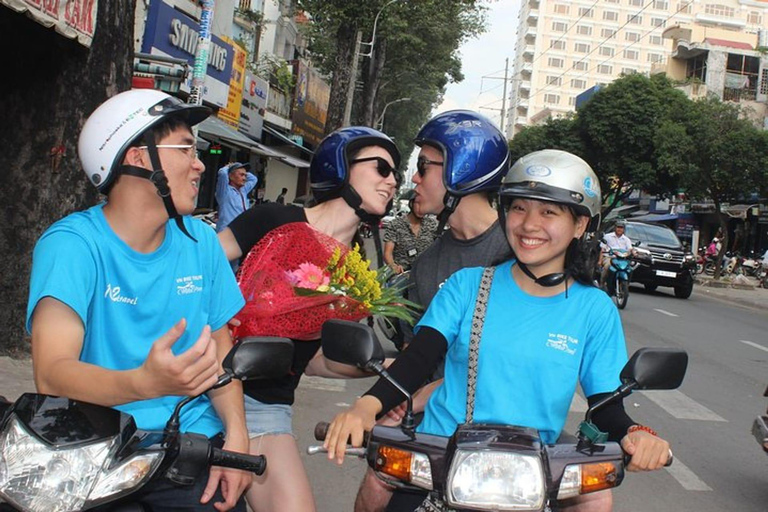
[210,448,267,475]
[315,422,330,441]
[623,449,673,468]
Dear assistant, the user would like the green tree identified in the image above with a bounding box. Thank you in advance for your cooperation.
[508,116,583,163]
[656,96,768,278]
[576,73,690,217]
[0,3,136,355]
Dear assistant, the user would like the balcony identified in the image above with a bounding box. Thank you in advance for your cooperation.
[723,87,757,102]
[520,63,533,77]
[525,27,537,43]
[519,80,531,91]
[523,45,535,57]
[527,9,539,23]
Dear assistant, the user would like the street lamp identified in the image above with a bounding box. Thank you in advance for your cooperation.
[343,0,402,126]
[359,0,401,58]
[376,97,411,130]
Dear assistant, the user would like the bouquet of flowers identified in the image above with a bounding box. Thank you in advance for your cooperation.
[234,222,419,341]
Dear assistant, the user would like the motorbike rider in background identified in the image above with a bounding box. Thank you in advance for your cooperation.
[599,220,635,290]
[325,150,672,512]
[26,90,251,511]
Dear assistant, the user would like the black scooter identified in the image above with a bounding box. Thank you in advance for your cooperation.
[0,337,294,511]
[311,320,688,512]
[753,385,768,454]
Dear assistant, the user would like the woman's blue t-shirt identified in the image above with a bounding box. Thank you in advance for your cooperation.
[416,260,627,444]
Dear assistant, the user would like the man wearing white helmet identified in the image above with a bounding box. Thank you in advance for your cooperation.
[26,90,251,510]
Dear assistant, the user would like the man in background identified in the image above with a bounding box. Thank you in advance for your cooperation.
[216,162,257,232]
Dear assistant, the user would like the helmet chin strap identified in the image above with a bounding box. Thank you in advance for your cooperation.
[515,261,570,298]
[119,133,197,242]
[340,186,386,267]
[435,193,461,235]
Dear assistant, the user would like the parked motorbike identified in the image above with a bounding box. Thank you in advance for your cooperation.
[740,253,761,278]
[0,337,293,512]
[753,385,768,454]
[310,320,688,512]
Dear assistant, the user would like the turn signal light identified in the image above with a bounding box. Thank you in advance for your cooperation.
[581,462,622,493]
[374,446,412,481]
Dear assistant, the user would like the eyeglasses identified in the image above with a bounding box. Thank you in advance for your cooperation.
[416,157,444,177]
[138,144,200,161]
[350,156,401,183]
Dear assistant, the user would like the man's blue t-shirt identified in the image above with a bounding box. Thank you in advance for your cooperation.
[26,204,245,436]
[216,167,258,233]
[416,260,627,444]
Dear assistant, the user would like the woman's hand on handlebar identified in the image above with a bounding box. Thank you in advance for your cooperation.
[323,395,381,465]
[621,429,671,471]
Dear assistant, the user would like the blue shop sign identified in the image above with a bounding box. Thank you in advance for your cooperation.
[142,0,233,86]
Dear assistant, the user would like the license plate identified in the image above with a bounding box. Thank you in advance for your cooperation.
[656,270,677,278]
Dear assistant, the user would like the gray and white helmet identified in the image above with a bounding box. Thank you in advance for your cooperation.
[499,149,602,230]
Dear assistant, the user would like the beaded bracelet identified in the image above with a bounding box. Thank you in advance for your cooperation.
[628,424,658,437]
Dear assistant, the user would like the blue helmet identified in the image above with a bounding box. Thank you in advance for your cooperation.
[310,126,400,204]
[414,110,509,196]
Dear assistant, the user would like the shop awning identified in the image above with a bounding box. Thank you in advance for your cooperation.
[198,117,276,156]
[278,154,311,169]
[263,125,314,156]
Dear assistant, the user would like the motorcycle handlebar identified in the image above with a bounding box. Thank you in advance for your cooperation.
[623,449,673,468]
[210,448,267,475]
[314,422,371,446]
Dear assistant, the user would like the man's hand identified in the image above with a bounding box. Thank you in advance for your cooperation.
[621,429,671,471]
[200,433,252,511]
[137,319,220,398]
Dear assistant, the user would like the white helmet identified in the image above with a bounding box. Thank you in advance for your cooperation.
[78,89,210,191]
[499,149,602,229]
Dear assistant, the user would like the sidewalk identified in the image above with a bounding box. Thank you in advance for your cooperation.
[693,275,768,310]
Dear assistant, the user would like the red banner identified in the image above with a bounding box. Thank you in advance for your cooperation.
[2,0,97,47]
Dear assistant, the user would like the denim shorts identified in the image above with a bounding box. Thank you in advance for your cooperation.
[244,394,294,437]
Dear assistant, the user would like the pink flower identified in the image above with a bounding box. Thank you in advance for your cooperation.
[286,262,330,290]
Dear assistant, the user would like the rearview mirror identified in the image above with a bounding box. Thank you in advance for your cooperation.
[321,320,384,369]
[620,348,688,390]
[223,337,294,380]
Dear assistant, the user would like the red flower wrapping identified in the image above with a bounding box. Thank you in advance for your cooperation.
[234,222,368,340]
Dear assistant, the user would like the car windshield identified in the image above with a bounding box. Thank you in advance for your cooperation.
[625,223,681,248]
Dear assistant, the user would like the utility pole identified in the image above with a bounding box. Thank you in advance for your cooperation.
[189,0,214,136]
[500,57,509,133]
[343,30,363,127]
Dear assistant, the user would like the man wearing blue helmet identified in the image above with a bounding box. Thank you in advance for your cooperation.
[354,110,513,512]
[218,126,401,512]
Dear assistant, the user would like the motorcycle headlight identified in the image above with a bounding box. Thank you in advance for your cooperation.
[445,450,545,511]
[683,254,695,263]
[0,415,162,512]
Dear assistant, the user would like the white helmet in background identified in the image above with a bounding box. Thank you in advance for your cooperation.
[78,89,210,192]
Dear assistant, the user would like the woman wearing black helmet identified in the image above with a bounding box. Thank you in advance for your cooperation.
[218,126,401,512]
[324,149,672,512]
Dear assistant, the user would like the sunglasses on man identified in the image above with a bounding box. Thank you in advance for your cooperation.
[415,157,444,177]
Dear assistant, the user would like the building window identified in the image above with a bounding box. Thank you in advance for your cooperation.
[622,67,637,75]
[568,96,576,106]
[651,17,666,27]
[552,21,568,32]
[598,64,613,74]
[576,25,593,36]
[544,94,560,105]
[603,10,618,21]
[605,0,619,3]
[547,75,563,86]
[653,0,669,9]
[239,0,250,9]
[748,11,762,25]
[624,49,639,60]
[571,78,587,89]
[677,2,692,14]
[554,3,569,14]
[625,31,641,42]
[550,39,566,50]
[630,0,644,5]
[627,13,643,24]
[578,7,594,17]
[573,60,589,71]
[704,4,735,17]
[647,52,664,63]
[760,69,768,95]
[649,35,663,45]
[575,43,591,53]
[601,28,617,38]
[600,46,615,57]
[549,57,565,68]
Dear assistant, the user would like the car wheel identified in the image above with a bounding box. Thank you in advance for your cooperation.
[674,282,693,299]
[616,280,629,309]
[644,284,657,292]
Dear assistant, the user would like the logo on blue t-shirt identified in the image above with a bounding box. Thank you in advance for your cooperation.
[546,332,579,355]
[176,275,204,295]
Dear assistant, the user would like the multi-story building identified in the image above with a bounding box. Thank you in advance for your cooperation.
[507,0,768,137]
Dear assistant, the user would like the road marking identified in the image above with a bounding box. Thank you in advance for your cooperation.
[653,308,679,317]
[665,456,712,491]
[641,390,727,422]
[569,393,588,413]
[740,340,768,353]
[299,376,347,392]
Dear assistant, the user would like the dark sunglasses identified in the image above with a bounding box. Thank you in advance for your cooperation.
[350,156,401,183]
[416,157,444,177]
